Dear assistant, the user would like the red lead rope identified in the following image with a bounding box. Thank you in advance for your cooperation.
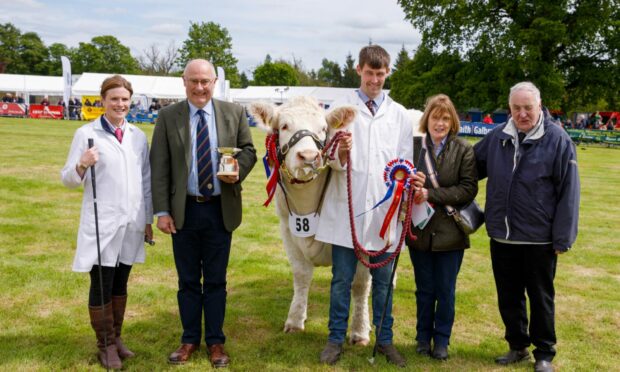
[325,131,418,269]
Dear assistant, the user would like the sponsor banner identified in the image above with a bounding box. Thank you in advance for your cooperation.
[459,121,498,137]
[29,104,64,119]
[81,96,105,121]
[0,103,27,116]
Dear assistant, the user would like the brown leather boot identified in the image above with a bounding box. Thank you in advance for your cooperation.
[89,303,122,369]
[112,295,135,359]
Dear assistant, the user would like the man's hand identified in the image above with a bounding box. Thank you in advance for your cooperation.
[555,249,565,255]
[217,174,239,184]
[157,215,177,234]
[337,132,352,166]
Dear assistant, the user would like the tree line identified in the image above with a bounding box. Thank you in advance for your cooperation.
[0,21,361,89]
[2,0,618,114]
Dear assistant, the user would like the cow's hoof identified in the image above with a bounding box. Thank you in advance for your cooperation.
[349,336,370,346]
[284,324,304,333]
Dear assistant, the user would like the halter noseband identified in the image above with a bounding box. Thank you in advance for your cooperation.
[278,129,325,164]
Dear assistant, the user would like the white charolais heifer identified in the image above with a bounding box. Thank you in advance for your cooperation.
[250,96,372,344]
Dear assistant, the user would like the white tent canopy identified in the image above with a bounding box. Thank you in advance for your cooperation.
[0,74,64,96]
[230,86,387,107]
[72,72,186,99]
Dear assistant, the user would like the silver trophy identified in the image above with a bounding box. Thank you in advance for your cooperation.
[217,147,241,176]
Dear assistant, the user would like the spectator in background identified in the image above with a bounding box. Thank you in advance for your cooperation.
[2,93,14,102]
[483,113,493,124]
[69,97,82,120]
[84,98,93,107]
[41,96,50,106]
[16,94,25,104]
[594,111,602,129]
[564,119,573,129]
[149,99,161,112]
[576,116,587,129]
[605,119,614,131]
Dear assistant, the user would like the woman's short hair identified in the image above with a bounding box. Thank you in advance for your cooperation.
[418,94,460,135]
[100,75,133,98]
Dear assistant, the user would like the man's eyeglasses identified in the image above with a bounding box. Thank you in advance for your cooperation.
[187,78,215,86]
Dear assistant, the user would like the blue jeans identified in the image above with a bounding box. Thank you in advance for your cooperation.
[410,249,464,347]
[328,245,395,345]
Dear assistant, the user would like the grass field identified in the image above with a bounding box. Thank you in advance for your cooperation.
[0,117,618,371]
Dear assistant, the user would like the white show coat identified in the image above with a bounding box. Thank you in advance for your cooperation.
[61,117,153,272]
[316,91,413,252]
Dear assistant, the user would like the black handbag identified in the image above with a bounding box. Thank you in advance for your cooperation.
[451,200,484,235]
[420,136,484,234]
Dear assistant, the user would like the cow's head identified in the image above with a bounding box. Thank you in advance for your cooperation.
[250,96,356,182]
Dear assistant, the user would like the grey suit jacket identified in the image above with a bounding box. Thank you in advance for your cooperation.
[150,99,257,231]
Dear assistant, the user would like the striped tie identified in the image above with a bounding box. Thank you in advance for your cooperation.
[365,99,375,116]
[196,109,213,197]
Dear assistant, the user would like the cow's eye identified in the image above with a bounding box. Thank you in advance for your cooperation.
[281,123,289,131]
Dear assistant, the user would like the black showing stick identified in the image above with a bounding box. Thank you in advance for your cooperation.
[88,138,109,371]
[369,253,401,364]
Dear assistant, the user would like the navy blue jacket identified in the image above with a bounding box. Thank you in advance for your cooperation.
[474,110,580,251]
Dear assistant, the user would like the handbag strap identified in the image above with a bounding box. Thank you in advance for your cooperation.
[421,136,457,216]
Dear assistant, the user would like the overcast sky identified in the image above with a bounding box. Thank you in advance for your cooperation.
[1,0,422,75]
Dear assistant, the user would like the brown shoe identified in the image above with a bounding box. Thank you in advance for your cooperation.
[377,344,407,368]
[168,343,199,365]
[207,344,230,368]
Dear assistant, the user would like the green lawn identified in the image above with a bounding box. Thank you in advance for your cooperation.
[0,117,618,371]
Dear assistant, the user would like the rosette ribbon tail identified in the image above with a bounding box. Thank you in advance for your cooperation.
[379,179,405,239]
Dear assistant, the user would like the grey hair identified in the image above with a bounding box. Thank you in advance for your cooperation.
[509,81,541,104]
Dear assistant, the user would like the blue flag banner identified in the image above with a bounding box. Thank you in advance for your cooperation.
[459,121,498,137]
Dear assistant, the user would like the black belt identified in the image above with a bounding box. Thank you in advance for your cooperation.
[187,195,220,203]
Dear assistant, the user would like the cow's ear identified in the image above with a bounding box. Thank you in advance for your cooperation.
[326,105,357,130]
[249,102,276,132]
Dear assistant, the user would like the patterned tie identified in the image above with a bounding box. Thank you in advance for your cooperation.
[365,99,375,116]
[114,127,123,143]
[196,109,213,197]
[518,132,526,144]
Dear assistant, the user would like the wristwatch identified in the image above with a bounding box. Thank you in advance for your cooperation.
[77,162,88,172]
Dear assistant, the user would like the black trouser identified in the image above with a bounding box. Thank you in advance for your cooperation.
[490,239,557,362]
[172,196,232,346]
[89,263,132,306]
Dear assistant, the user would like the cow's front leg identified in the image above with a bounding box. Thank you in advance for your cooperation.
[283,243,315,333]
[349,262,371,345]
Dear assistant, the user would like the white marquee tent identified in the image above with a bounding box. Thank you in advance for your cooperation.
[0,74,64,102]
[1,72,380,108]
[72,72,186,99]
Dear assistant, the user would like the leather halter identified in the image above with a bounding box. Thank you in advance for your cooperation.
[277,129,325,164]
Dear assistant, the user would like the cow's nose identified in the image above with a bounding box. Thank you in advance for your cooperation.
[297,149,319,164]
